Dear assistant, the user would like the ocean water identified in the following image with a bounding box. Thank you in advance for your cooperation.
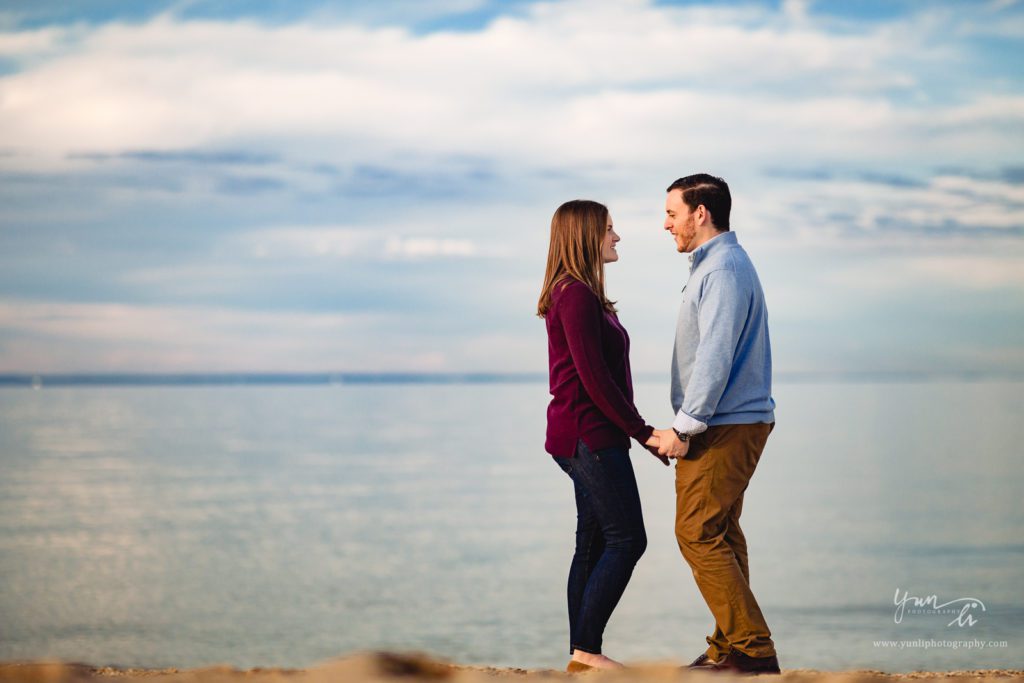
[0,381,1021,672]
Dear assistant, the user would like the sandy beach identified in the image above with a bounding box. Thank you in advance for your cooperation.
[2,653,1022,683]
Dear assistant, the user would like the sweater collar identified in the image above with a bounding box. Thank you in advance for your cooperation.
[688,230,736,272]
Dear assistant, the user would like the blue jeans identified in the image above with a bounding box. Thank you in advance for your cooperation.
[553,439,647,655]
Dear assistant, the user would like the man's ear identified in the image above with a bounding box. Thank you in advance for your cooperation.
[695,204,707,225]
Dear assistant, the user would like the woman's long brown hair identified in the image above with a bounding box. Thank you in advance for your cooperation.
[537,199,616,317]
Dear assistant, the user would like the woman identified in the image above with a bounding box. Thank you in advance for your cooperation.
[537,199,664,672]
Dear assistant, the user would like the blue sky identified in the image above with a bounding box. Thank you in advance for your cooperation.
[0,0,1022,374]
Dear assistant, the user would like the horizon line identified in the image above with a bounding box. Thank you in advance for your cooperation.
[1,370,1022,388]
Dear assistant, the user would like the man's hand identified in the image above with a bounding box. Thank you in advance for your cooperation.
[654,428,690,459]
[644,434,670,466]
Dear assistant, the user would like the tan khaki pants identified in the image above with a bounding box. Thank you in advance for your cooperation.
[674,422,776,659]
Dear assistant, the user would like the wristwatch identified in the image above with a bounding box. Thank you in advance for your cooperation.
[672,428,690,442]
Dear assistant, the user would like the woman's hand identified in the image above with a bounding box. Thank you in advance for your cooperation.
[644,434,670,466]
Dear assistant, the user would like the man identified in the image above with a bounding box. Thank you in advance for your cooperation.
[652,174,780,675]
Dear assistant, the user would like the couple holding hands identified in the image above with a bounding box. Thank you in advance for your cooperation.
[538,174,779,675]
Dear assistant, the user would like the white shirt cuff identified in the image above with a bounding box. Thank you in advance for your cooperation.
[672,410,708,436]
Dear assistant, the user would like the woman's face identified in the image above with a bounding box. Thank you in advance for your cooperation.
[602,214,620,263]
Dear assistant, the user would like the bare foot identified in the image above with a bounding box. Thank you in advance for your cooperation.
[572,650,625,669]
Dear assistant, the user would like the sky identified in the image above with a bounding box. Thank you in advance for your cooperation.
[0,0,1022,375]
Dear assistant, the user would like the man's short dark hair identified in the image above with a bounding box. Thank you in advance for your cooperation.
[666,173,731,231]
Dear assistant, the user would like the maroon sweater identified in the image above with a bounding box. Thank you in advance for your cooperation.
[545,278,655,457]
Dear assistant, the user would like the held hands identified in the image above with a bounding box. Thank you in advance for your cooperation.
[653,428,690,459]
[643,434,670,466]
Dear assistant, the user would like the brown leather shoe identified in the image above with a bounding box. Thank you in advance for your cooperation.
[706,650,780,675]
[687,653,717,668]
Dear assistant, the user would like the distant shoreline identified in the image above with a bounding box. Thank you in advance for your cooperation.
[1,371,1022,388]
[0,372,547,388]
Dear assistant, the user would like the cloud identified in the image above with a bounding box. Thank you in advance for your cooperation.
[323,160,498,197]
[932,165,1024,185]
[0,25,66,55]
[0,1,1018,175]
[1002,167,1024,184]
[384,237,478,259]
[229,226,498,261]
[823,254,1024,291]
[216,174,286,194]
[750,169,1024,243]
[0,295,538,373]
[855,172,926,189]
[68,148,280,165]
[763,167,927,188]
[0,298,451,372]
[238,227,378,259]
[95,225,513,317]
[0,1,1022,374]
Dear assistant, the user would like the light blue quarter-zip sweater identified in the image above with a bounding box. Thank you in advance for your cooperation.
[671,231,776,434]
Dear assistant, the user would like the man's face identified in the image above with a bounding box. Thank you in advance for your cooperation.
[664,189,697,253]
